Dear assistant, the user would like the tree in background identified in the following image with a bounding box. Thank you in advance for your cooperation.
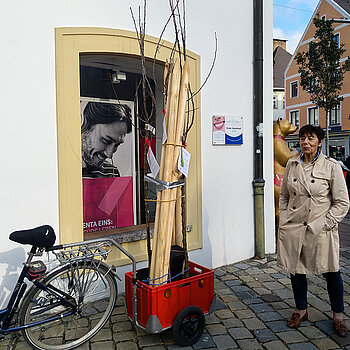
[296,15,350,155]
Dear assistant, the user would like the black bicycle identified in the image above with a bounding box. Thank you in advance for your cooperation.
[0,225,136,350]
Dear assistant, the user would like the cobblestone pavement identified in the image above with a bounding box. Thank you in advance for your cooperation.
[2,246,350,350]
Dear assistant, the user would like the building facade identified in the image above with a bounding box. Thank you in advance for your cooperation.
[0,0,274,298]
[285,0,350,159]
[273,39,292,121]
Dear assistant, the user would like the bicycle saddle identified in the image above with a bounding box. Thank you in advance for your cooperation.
[9,225,56,249]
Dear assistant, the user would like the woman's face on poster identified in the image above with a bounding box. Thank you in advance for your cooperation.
[82,121,128,168]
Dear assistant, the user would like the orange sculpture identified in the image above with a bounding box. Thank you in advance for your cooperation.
[273,118,298,223]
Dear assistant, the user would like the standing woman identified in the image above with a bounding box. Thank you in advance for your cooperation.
[277,125,349,336]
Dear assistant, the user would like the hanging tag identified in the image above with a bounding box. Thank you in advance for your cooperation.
[162,110,167,144]
[178,147,191,177]
[145,123,156,135]
[147,147,160,178]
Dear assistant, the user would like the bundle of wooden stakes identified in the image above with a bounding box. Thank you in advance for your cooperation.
[149,59,190,285]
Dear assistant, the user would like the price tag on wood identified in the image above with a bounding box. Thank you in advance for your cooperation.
[178,147,191,177]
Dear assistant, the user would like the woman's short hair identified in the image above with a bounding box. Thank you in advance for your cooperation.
[299,124,325,142]
[81,102,132,133]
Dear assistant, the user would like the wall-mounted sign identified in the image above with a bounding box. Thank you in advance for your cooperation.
[212,115,243,145]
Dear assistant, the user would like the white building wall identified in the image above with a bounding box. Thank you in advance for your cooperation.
[0,0,274,296]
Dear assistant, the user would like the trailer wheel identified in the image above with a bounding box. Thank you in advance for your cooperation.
[173,305,205,346]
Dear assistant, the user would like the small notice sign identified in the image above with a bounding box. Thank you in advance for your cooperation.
[178,148,191,177]
[147,147,160,178]
[212,115,243,145]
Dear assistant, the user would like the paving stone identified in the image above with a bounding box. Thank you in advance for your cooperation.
[220,294,239,303]
[167,346,192,350]
[263,281,285,290]
[138,334,163,347]
[253,273,274,282]
[330,333,350,347]
[242,317,266,330]
[263,340,289,350]
[236,338,263,349]
[288,343,319,350]
[225,280,242,287]
[308,297,331,312]
[205,313,220,324]
[228,327,253,339]
[214,268,226,277]
[113,330,135,342]
[113,321,133,332]
[253,328,277,342]
[91,341,114,350]
[260,294,282,302]
[192,334,216,349]
[243,297,263,305]
[249,303,274,313]
[213,297,227,311]
[274,288,294,299]
[236,290,259,300]
[298,325,328,339]
[212,334,238,349]
[230,285,252,293]
[214,309,234,319]
[91,328,112,341]
[234,308,256,319]
[234,263,250,270]
[206,324,227,336]
[214,280,227,290]
[216,288,233,296]
[315,319,335,335]
[227,300,248,311]
[257,311,283,322]
[270,301,290,310]
[271,273,286,279]
[277,330,307,343]
[253,287,271,295]
[221,274,237,281]
[311,338,340,349]
[142,347,166,350]
[222,318,244,328]
[307,307,329,322]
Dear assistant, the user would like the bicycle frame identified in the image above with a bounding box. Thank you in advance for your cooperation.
[0,246,76,334]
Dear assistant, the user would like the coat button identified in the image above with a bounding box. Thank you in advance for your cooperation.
[308,194,311,198]
[288,220,292,223]
[309,209,311,212]
[311,179,315,183]
[303,222,307,226]
[293,178,297,182]
[294,192,296,196]
[293,206,296,210]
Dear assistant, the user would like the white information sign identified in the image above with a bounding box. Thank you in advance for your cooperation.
[212,115,243,145]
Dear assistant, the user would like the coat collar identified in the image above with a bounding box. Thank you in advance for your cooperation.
[289,152,328,193]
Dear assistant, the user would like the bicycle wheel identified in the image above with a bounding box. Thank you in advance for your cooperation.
[19,260,117,350]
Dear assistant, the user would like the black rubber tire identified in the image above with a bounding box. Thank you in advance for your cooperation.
[19,260,117,350]
[172,305,205,346]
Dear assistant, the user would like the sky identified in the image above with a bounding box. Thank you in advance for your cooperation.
[273,0,319,54]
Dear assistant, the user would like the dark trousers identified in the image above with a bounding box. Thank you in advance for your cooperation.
[290,271,344,313]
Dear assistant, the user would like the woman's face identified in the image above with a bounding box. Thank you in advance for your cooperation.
[299,132,323,158]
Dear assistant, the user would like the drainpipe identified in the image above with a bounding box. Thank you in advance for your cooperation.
[253,0,265,259]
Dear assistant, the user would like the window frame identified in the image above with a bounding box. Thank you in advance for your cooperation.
[307,106,319,125]
[290,81,298,98]
[289,109,300,129]
[55,28,202,265]
[273,95,278,109]
[328,104,341,126]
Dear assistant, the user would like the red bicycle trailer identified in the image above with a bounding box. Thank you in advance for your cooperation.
[125,261,215,346]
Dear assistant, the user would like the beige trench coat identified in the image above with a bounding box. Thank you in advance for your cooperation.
[277,152,349,274]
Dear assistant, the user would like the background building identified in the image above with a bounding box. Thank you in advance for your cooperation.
[0,0,274,300]
[285,0,350,159]
[273,39,292,121]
